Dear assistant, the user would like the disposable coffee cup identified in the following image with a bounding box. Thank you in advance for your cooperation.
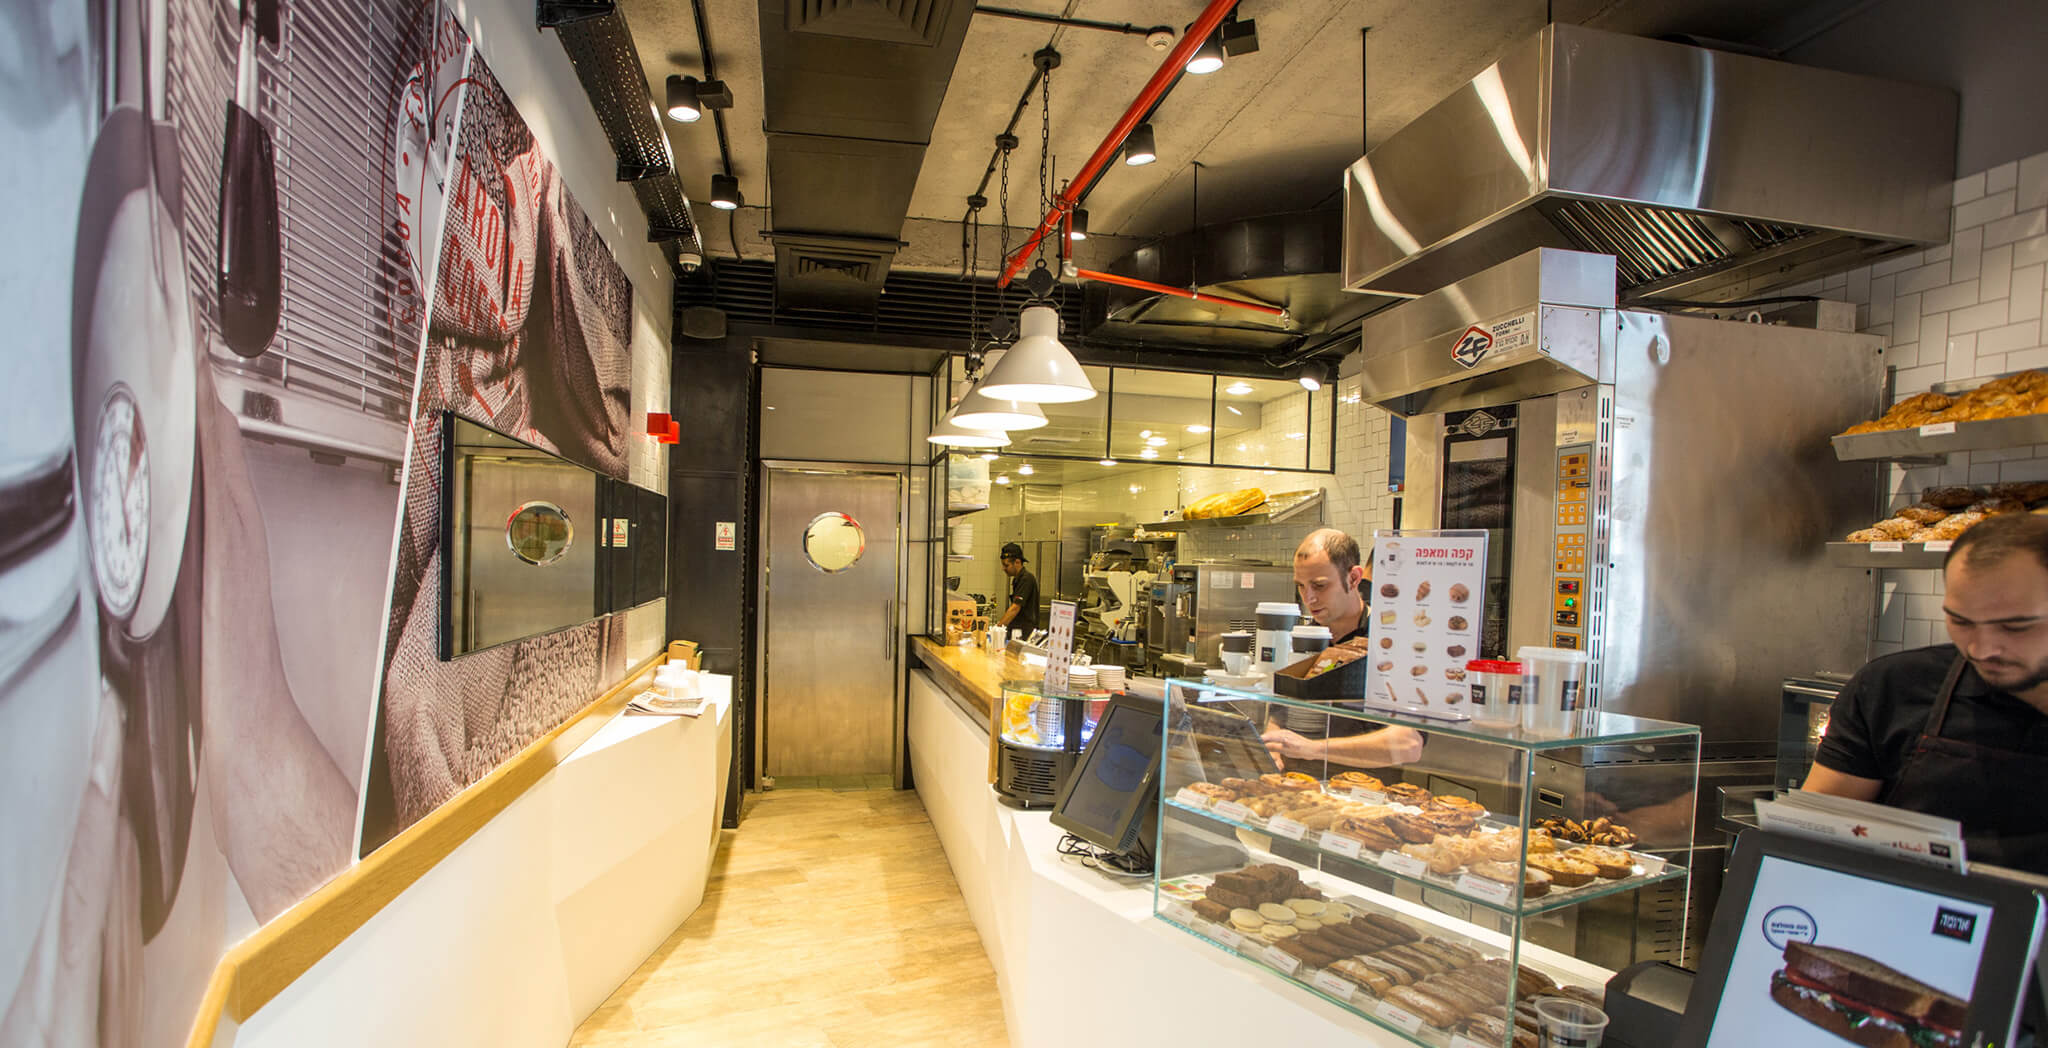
[1516,646,1593,736]
[1466,659,1523,731]
[1534,997,1608,1048]
[1253,602,1301,674]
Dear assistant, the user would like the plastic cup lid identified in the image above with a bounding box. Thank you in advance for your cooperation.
[1255,602,1301,615]
[1515,645,1593,664]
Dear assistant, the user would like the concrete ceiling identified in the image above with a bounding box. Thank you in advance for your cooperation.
[620,0,1868,277]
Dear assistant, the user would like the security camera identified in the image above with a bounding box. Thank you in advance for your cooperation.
[677,249,702,273]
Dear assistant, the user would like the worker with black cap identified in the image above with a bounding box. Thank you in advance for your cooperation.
[996,542,1041,636]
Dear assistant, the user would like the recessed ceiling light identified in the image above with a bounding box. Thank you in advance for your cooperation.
[1286,432,1305,440]
[1139,429,1152,438]
[1099,458,1117,466]
[1226,405,1243,416]
[1129,485,1142,494]
[1018,464,1034,475]
[981,452,999,460]
[1236,443,1248,452]
[1186,424,1211,434]
[1140,448,1158,459]
[1225,381,1253,395]
[996,475,1011,484]
[1146,436,1167,446]
[764,405,776,411]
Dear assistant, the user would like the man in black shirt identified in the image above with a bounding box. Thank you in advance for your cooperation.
[1807,513,2048,873]
[1262,528,1422,768]
[996,542,1040,637]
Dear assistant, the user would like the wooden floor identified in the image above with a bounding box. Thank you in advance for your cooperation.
[568,786,1010,1048]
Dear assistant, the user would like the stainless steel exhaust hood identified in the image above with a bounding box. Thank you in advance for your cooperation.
[1342,23,1957,303]
[1356,248,1615,418]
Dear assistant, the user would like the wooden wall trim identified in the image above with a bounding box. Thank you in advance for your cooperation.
[183,650,667,1048]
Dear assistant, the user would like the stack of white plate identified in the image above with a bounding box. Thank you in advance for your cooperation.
[949,522,974,555]
[1093,664,1126,692]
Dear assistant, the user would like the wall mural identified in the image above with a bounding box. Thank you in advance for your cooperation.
[359,45,636,855]
[0,0,645,1042]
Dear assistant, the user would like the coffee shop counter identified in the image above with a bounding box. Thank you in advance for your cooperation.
[908,651,1455,1048]
[909,635,1042,724]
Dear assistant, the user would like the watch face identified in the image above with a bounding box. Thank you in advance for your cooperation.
[89,384,149,617]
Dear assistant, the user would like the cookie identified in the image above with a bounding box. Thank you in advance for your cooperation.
[1257,902,1297,923]
[1229,908,1265,931]
[1286,898,1327,918]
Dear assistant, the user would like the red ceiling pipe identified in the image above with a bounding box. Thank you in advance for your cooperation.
[1075,268,1288,319]
[997,0,1242,288]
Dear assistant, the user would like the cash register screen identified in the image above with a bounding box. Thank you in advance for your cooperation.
[1700,853,1991,1048]
[1049,696,1163,854]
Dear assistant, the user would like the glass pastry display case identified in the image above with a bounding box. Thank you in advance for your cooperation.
[1153,679,1700,1048]
[993,680,1103,809]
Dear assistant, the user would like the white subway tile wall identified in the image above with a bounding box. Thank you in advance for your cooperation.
[1826,146,2048,659]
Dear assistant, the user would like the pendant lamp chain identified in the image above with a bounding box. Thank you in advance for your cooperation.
[1036,60,1054,276]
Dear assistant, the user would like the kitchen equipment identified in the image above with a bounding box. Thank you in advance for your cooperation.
[1343,22,1954,303]
[1380,248,1881,756]
[1164,563,1299,670]
[994,681,1097,810]
[1777,675,1847,791]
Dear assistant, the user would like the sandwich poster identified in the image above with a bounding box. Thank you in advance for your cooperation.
[1705,855,1987,1048]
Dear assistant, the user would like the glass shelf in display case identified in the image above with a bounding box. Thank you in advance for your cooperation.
[1152,679,1700,1048]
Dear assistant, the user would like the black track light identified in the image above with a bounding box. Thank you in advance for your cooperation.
[666,75,703,122]
[1219,14,1259,57]
[710,173,741,210]
[1069,208,1089,241]
[1124,123,1157,166]
[665,74,734,124]
[1186,29,1224,74]
[1297,360,1330,392]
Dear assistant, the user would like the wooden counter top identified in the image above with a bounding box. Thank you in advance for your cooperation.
[909,636,1042,722]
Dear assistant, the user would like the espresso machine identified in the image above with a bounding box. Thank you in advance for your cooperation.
[1153,563,1297,676]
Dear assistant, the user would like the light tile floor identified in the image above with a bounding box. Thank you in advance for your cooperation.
[568,787,1009,1048]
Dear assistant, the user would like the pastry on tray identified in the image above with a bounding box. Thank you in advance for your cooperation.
[1526,852,1600,887]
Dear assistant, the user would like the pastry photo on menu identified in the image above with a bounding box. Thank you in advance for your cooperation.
[1449,583,1470,603]
[1447,615,1468,631]
[1415,580,1432,600]
[1380,583,1400,599]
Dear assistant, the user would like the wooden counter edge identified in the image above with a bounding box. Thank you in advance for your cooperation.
[909,635,1000,722]
[183,649,669,1048]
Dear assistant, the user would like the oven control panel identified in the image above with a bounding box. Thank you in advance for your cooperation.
[1552,447,1591,649]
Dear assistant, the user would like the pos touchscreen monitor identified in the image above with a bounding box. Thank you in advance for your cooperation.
[1049,694,1165,864]
[1676,830,2045,1048]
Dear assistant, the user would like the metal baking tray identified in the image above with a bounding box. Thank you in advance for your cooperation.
[1824,541,1949,569]
[1831,413,2048,461]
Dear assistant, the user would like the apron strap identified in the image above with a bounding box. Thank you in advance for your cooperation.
[1927,653,1969,738]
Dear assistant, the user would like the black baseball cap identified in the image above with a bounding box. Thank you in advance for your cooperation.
[1000,542,1026,561]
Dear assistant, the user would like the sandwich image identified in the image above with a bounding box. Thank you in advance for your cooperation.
[1769,942,1967,1048]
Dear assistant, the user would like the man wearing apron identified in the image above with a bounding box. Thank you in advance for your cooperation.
[1806,513,2048,874]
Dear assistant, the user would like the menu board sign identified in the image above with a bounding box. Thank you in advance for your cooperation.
[1044,600,1078,693]
[1363,530,1488,721]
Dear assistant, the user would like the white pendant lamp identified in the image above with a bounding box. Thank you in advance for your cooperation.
[948,382,1048,431]
[927,417,1010,448]
[977,305,1095,403]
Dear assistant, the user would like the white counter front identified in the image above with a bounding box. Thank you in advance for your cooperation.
[908,669,1387,1047]
[235,679,732,1048]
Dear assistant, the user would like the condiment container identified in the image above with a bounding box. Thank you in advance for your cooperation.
[1465,659,1523,731]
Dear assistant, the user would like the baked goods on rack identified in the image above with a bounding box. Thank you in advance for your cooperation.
[1838,371,2048,435]
[1535,815,1638,847]
[1182,487,1268,519]
[1843,484,2048,543]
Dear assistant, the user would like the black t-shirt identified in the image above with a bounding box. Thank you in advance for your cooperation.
[1815,644,2048,788]
[1006,568,1041,635]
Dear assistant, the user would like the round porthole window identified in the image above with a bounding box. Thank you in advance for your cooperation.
[506,500,574,565]
[803,511,865,573]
